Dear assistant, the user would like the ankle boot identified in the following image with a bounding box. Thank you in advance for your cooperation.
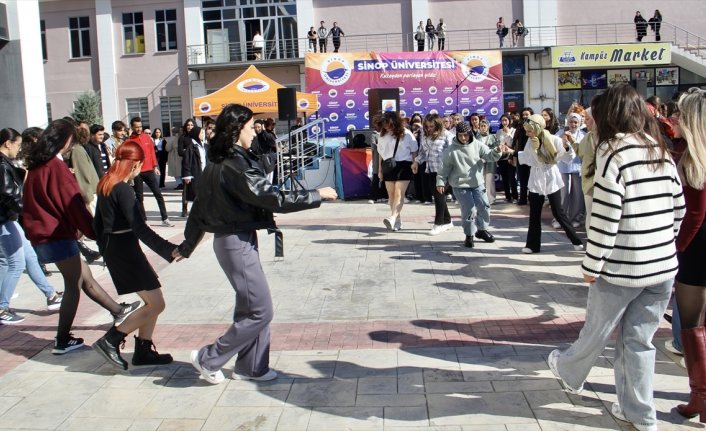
[132,336,173,366]
[77,240,101,264]
[677,326,706,422]
[92,327,128,370]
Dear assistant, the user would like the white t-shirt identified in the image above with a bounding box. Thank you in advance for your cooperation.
[377,129,419,161]
[253,34,264,49]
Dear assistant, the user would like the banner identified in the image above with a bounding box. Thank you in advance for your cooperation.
[305,51,503,137]
[551,43,671,69]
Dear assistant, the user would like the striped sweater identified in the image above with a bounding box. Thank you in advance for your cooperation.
[582,133,685,287]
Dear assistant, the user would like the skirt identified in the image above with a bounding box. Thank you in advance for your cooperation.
[102,232,161,294]
[676,222,706,286]
[35,239,80,264]
[382,160,413,182]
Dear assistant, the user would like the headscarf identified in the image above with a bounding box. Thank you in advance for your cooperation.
[567,112,583,131]
[479,119,491,137]
[524,114,558,165]
[188,126,203,144]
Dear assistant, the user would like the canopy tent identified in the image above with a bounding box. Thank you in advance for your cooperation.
[192,65,318,117]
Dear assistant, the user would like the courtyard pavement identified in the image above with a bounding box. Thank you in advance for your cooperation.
[0,184,695,430]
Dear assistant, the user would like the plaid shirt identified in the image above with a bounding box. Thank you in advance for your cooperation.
[416,130,453,173]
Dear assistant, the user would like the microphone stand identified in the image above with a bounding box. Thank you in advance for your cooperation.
[453,66,477,114]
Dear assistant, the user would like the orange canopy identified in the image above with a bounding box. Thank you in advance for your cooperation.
[192,65,318,117]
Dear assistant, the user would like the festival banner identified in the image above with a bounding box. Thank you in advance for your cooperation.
[305,51,503,137]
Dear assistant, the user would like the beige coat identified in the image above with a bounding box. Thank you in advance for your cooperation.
[165,135,182,179]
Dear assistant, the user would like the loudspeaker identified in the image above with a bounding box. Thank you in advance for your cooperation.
[277,87,297,121]
[345,129,374,148]
[367,88,400,128]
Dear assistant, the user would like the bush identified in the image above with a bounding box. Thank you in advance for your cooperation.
[71,91,102,125]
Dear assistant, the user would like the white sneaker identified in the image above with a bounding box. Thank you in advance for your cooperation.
[161,219,175,227]
[573,244,584,251]
[232,369,278,381]
[664,339,683,356]
[383,217,395,231]
[571,221,581,228]
[429,223,453,236]
[190,350,225,385]
[551,219,561,229]
[521,247,535,254]
[610,403,657,431]
[547,350,583,394]
[393,217,402,231]
[367,199,375,204]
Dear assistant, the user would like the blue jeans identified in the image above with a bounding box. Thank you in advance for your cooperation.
[553,277,672,427]
[453,186,490,236]
[670,296,683,352]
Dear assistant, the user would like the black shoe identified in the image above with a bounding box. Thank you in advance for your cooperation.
[516,200,527,206]
[77,241,101,263]
[132,336,173,366]
[175,184,184,190]
[93,330,128,370]
[52,333,84,355]
[663,313,673,324]
[464,235,474,248]
[475,230,495,243]
[40,263,52,276]
[180,211,188,218]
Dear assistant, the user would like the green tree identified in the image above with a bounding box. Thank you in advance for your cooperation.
[71,91,102,125]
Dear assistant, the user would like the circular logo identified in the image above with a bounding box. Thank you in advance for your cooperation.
[399,110,407,118]
[198,102,212,114]
[236,78,270,93]
[298,98,310,110]
[461,54,490,83]
[345,100,355,109]
[346,124,356,132]
[320,56,352,86]
[317,101,322,110]
[398,87,406,96]
[413,98,422,107]
[328,89,338,98]
[363,88,369,96]
[490,107,499,116]
[428,86,437,95]
[364,111,370,120]
[311,125,320,134]
[429,109,438,115]
[444,97,454,106]
[490,85,499,94]
[476,96,485,105]
[329,112,339,122]
[460,86,469,94]
[461,108,470,117]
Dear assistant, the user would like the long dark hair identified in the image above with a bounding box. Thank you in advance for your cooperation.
[592,83,667,173]
[379,111,405,139]
[208,104,254,163]
[0,128,21,146]
[542,108,559,134]
[181,118,195,136]
[24,119,78,169]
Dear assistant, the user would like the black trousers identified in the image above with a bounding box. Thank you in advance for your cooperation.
[517,163,531,204]
[417,40,424,51]
[319,39,327,52]
[332,38,341,52]
[525,191,581,252]
[157,151,168,188]
[425,172,450,225]
[497,160,517,202]
[438,37,445,50]
[133,171,169,221]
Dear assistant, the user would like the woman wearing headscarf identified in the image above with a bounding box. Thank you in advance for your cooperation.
[518,114,583,253]
[181,125,206,217]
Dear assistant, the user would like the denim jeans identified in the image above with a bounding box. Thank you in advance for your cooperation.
[453,186,490,236]
[553,277,672,427]
[670,296,683,352]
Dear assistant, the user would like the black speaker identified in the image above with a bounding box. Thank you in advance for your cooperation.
[277,87,297,121]
[367,88,400,128]
[346,129,374,148]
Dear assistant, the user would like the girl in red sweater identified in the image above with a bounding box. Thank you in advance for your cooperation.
[22,119,138,354]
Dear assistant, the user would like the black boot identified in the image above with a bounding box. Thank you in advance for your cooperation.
[464,235,474,248]
[92,327,128,370]
[77,240,101,264]
[132,336,173,366]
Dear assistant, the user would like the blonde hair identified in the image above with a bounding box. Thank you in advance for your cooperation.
[678,88,706,190]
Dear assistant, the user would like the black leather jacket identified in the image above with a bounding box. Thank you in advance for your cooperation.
[0,153,26,223]
[179,145,321,258]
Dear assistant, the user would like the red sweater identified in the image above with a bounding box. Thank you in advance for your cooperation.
[676,183,706,252]
[22,156,96,244]
[127,132,158,173]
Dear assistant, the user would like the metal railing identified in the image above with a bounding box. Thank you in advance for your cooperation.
[274,117,327,188]
[186,21,705,66]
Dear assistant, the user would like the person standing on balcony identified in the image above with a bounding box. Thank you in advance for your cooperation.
[436,18,447,50]
[328,22,345,53]
[415,21,425,52]
[649,10,662,41]
[317,21,328,53]
[634,11,648,42]
[307,26,317,52]
[425,18,436,51]
[252,31,264,60]
[496,17,508,48]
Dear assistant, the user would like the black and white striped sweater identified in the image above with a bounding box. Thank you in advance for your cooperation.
[582,133,686,287]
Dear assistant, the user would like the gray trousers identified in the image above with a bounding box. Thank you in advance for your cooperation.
[197,231,273,376]
[560,172,585,223]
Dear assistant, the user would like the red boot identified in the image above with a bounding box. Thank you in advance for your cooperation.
[677,326,706,422]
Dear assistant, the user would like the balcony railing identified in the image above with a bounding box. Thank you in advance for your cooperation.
[187,22,705,67]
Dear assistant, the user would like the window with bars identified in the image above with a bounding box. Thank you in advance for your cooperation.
[156,9,178,52]
[159,96,182,136]
[122,12,145,54]
[40,20,47,60]
[69,16,91,58]
[126,98,149,128]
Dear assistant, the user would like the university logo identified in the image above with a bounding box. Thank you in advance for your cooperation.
[198,102,212,114]
[461,54,490,83]
[476,96,485,105]
[328,89,338,98]
[329,112,339,122]
[428,86,438,95]
[413,98,423,107]
[346,100,356,109]
[490,107,499,116]
[321,56,352,86]
[236,78,270,93]
[298,98,310,110]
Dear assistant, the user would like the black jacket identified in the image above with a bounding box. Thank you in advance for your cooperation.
[181,127,205,202]
[179,145,321,257]
[0,153,25,223]
[85,140,105,178]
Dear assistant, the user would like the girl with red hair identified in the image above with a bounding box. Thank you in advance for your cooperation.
[92,141,181,370]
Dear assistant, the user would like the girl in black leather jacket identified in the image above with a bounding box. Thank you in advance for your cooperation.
[181,104,336,384]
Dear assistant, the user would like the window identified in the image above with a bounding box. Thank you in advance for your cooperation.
[155,9,178,52]
[122,12,145,54]
[126,98,149,128]
[40,20,47,60]
[69,16,91,58]
[159,96,182,135]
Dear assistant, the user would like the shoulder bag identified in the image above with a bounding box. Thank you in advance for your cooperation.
[381,136,401,175]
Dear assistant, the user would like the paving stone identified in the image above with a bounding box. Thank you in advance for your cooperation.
[383,406,429,427]
[286,378,357,407]
[201,407,281,431]
[307,407,383,431]
[428,392,534,425]
[357,376,398,395]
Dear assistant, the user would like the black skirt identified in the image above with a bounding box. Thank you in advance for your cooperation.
[676,222,706,286]
[382,160,414,182]
[102,232,161,294]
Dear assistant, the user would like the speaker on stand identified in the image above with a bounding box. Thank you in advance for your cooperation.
[277,88,298,185]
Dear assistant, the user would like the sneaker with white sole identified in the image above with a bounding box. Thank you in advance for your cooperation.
[572,221,581,228]
[428,222,453,236]
[112,301,142,325]
[52,334,84,355]
[521,247,536,254]
[383,217,394,231]
[547,349,583,394]
[551,219,561,229]
[46,292,63,311]
[232,369,278,381]
[610,403,657,431]
[573,244,584,251]
[190,350,224,384]
[393,217,402,231]
[0,308,25,325]
[664,339,683,356]
[161,219,175,227]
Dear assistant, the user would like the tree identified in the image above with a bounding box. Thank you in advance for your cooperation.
[71,91,102,125]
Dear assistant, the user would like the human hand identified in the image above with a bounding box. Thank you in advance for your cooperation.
[583,274,596,283]
[171,248,184,262]
[154,168,160,176]
[183,178,191,184]
[436,186,446,194]
[411,162,418,174]
[317,186,338,201]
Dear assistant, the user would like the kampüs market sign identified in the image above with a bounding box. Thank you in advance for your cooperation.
[551,43,671,68]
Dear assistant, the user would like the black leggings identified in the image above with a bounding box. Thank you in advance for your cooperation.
[525,191,581,252]
[425,172,450,225]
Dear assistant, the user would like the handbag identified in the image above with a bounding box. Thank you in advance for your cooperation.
[381,136,401,175]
